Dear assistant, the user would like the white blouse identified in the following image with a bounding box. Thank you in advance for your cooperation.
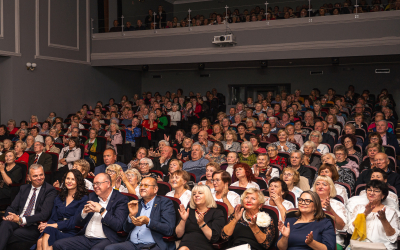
[230,181,260,190]
[335,184,348,205]
[290,186,303,200]
[166,189,192,208]
[198,180,215,192]
[115,185,141,198]
[264,197,294,221]
[324,198,348,247]
[348,205,400,250]
[212,190,241,208]
[226,164,234,176]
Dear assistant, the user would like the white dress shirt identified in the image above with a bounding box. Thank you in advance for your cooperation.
[212,190,240,208]
[83,190,113,238]
[230,181,260,190]
[20,185,42,225]
[325,198,348,247]
[166,189,192,208]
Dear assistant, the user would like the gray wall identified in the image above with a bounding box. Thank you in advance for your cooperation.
[0,0,141,123]
[91,11,400,66]
[141,63,400,113]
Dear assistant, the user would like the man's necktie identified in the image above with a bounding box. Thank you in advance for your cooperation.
[23,188,38,217]
[33,155,39,164]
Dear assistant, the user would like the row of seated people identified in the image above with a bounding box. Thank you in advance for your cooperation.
[0,145,398,250]
[109,0,400,33]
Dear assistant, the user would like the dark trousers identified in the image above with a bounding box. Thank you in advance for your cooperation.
[104,241,161,250]
[0,220,40,250]
[53,235,112,250]
[54,165,69,183]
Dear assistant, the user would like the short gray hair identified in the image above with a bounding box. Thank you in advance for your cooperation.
[303,141,316,151]
[140,157,154,169]
[158,140,170,147]
[29,164,44,174]
[290,150,303,159]
[19,129,28,135]
[376,119,388,127]
[268,117,278,122]
[266,144,278,151]
[192,144,205,156]
[125,168,142,183]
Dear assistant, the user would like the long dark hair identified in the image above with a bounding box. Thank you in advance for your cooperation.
[59,169,88,201]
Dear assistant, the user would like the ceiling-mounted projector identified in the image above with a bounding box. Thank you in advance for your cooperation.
[212,34,236,47]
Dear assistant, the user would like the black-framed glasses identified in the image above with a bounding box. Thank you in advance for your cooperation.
[297,198,314,205]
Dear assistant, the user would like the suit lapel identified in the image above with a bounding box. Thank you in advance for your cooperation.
[149,196,159,219]
[105,190,116,211]
[20,184,32,213]
[34,183,46,211]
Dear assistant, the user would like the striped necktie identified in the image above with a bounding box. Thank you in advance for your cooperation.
[23,188,38,217]
[33,155,39,164]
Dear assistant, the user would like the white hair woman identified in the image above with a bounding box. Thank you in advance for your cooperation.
[120,168,142,198]
[313,175,348,249]
[105,123,123,154]
[305,130,329,154]
[221,188,276,249]
[300,141,322,169]
[269,129,296,153]
[176,185,226,250]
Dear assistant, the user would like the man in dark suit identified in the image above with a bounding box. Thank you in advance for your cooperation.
[0,164,57,249]
[305,121,334,150]
[356,153,400,197]
[289,150,313,186]
[53,173,129,250]
[152,146,176,175]
[28,142,52,172]
[104,177,176,250]
[363,120,400,155]
[93,149,128,175]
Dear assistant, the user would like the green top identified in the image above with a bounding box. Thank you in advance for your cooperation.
[238,153,257,167]
[158,116,168,130]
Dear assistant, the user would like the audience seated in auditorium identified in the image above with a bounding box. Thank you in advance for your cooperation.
[28,142,52,172]
[264,177,294,221]
[166,169,192,207]
[231,163,260,189]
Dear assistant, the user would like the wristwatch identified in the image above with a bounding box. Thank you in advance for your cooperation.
[18,217,22,226]
[99,208,105,214]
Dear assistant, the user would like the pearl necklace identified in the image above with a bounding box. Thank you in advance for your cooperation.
[242,211,258,224]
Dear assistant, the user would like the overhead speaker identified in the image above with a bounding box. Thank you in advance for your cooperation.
[261,61,268,68]
[198,63,205,70]
[331,57,339,65]
[142,65,149,71]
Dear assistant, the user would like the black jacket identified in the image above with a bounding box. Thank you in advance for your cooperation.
[5,182,57,226]
[356,168,400,197]
[28,153,53,172]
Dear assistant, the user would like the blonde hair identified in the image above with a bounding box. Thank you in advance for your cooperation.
[169,159,183,170]
[125,168,142,183]
[241,141,254,154]
[224,130,238,142]
[280,167,300,185]
[310,130,323,143]
[313,175,337,198]
[15,140,27,151]
[106,164,123,177]
[189,185,217,209]
[74,159,91,176]
[241,188,265,205]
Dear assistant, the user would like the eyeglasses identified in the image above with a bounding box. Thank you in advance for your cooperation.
[297,198,314,205]
[106,170,116,175]
[366,189,382,194]
[139,183,156,188]
[283,173,293,177]
[93,181,109,187]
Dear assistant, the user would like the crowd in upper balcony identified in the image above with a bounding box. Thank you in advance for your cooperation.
[108,0,400,32]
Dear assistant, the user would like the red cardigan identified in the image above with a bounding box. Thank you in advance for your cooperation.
[15,152,29,165]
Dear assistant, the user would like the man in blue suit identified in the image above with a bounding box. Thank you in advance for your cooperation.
[105,177,176,250]
[53,173,129,250]
[93,149,128,175]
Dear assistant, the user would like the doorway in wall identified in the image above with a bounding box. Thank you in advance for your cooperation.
[228,84,291,105]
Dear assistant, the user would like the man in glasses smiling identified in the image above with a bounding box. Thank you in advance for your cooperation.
[104,177,176,250]
[53,173,129,250]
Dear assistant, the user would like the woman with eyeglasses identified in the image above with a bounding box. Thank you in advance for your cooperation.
[302,130,329,154]
[119,168,142,198]
[300,141,322,169]
[230,163,260,189]
[166,170,192,208]
[137,157,158,180]
[106,164,128,193]
[277,190,336,250]
[313,175,348,250]
[341,134,362,164]
[280,168,303,200]
[176,185,226,250]
[348,180,400,250]
[204,141,226,165]
[199,162,220,192]
[266,144,287,170]
[221,188,276,250]
[128,147,148,169]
